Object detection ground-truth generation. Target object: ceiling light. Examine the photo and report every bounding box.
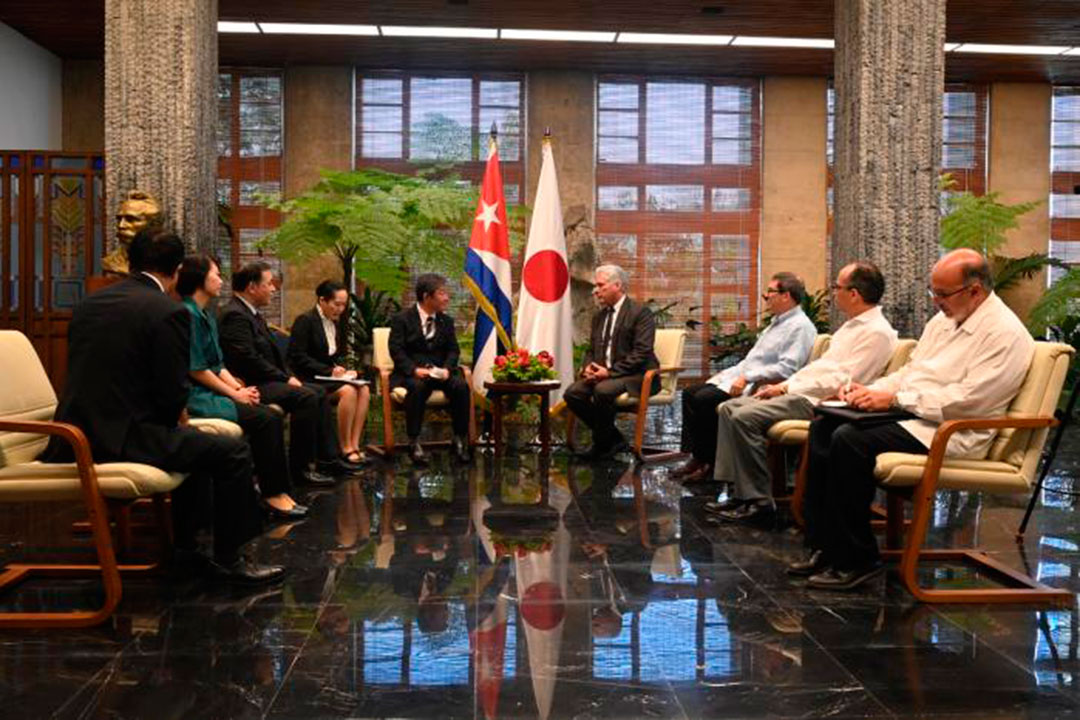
[954,43,1068,55]
[218,21,260,33]
[944,42,962,52]
[500,28,617,43]
[731,36,834,49]
[380,25,498,39]
[617,32,733,45]
[258,23,379,35]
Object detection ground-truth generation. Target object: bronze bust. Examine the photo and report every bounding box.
[102,190,163,275]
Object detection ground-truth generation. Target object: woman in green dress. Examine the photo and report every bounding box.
[178,254,307,520]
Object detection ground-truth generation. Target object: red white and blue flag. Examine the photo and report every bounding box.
[515,138,574,407]
[465,135,514,397]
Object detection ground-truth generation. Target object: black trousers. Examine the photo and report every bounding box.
[234,402,292,497]
[564,374,650,449]
[123,424,263,562]
[802,415,925,571]
[395,373,471,439]
[257,381,338,477]
[679,383,731,464]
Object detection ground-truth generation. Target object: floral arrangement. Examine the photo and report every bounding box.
[492,348,557,382]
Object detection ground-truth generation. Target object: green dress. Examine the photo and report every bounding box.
[183,297,238,422]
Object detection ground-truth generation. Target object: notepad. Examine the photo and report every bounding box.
[315,375,369,386]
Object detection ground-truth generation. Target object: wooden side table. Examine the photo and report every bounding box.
[483,380,561,453]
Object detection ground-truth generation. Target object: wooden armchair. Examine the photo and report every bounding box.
[566,328,688,462]
[368,327,476,456]
[0,330,204,628]
[875,341,1074,604]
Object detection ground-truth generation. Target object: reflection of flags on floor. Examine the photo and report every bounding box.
[515,136,574,407]
[464,133,514,397]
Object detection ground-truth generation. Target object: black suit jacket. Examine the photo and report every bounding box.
[388,306,460,385]
[288,307,343,382]
[42,274,191,463]
[582,297,659,378]
[219,296,290,385]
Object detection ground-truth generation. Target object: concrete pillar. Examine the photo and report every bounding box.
[988,83,1052,321]
[104,0,217,251]
[832,0,945,336]
[761,76,829,298]
[281,66,354,325]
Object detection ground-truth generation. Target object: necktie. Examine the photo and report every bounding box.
[600,307,614,364]
[424,315,435,340]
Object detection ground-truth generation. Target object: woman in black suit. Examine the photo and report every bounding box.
[288,280,371,464]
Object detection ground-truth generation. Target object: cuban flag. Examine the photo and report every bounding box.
[515,137,575,407]
[464,133,514,397]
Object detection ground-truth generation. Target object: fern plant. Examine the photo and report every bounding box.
[939,177,1064,292]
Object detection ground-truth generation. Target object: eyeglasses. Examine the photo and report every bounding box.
[927,283,972,300]
[830,283,853,291]
[761,288,782,300]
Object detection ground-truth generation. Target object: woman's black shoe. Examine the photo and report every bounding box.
[260,499,309,520]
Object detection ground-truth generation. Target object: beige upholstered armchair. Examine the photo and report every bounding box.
[567,327,687,461]
[770,338,918,522]
[369,327,476,456]
[0,330,240,628]
[875,341,1074,604]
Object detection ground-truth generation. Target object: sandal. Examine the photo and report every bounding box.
[342,450,365,465]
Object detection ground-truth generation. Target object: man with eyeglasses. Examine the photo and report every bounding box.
[672,272,817,488]
[791,248,1034,590]
[705,262,898,527]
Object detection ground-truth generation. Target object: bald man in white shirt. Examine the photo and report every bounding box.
[793,249,1035,590]
[707,261,898,527]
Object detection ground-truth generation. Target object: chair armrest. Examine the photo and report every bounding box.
[378,367,393,398]
[659,366,685,374]
[0,418,103,502]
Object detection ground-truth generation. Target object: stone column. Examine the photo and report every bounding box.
[832,0,945,336]
[104,0,217,251]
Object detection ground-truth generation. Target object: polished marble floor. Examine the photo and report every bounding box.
[2,409,1080,719]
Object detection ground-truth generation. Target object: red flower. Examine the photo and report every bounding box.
[517,348,531,363]
[495,355,507,368]
[537,351,554,368]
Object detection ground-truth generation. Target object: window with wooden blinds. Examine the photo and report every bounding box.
[1051,87,1080,283]
[596,77,761,380]
[217,69,284,324]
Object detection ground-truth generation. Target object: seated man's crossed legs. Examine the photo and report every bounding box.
[705,394,814,526]
[565,375,645,459]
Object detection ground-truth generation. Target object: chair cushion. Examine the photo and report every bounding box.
[391,387,449,406]
[767,419,810,445]
[614,390,676,408]
[873,452,1029,493]
[0,461,185,502]
[189,417,243,439]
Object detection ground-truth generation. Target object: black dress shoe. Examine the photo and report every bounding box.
[452,436,472,463]
[209,556,286,585]
[709,500,776,528]
[409,441,429,465]
[786,549,827,577]
[317,459,357,476]
[703,496,744,514]
[260,499,309,520]
[297,470,336,487]
[807,561,885,591]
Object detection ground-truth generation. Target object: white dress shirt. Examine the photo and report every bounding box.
[416,303,436,340]
[870,292,1035,458]
[317,305,337,357]
[139,272,165,293]
[786,305,898,403]
[602,294,627,367]
[709,305,817,395]
[238,294,259,316]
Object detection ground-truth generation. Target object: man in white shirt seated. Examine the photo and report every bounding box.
[791,249,1035,590]
[707,262,898,527]
[673,272,817,485]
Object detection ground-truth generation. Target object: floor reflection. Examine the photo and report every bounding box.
[1,412,1079,718]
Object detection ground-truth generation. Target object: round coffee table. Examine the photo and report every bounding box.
[484,380,562,453]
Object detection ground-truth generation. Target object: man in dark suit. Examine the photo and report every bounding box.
[41,229,281,584]
[218,262,344,486]
[564,264,660,460]
[388,273,471,465]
